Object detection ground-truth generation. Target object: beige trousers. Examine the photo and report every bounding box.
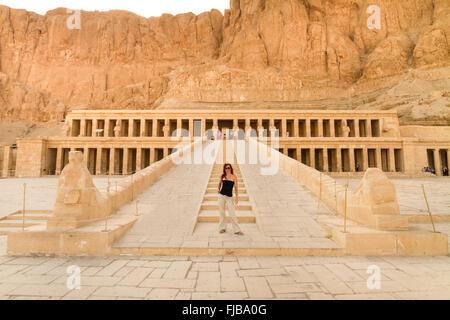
[218,193,241,232]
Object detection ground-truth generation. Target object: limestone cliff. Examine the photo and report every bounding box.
[0,0,449,128]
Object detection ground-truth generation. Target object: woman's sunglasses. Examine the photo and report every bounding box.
[225,167,231,170]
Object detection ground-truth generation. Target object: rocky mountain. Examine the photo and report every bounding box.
[0,0,449,128]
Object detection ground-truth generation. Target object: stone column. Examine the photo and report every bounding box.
[92,119,98,137]
[318,120,324,138]
[189,119,194,138]
[330,119,335,137]
[80,119,86,137]
[55,148,63,175]
[376,148,382,170]
[349,148,355,172]
[109,148,115,175]
[311,148,315,169]
[96,148,102,175]
[150,148,156,164]
[83,147,89,167]
[128,119,134,137]
[136,148,142,171]
[177,119,182,138]
[389,148,396,172]
[233,119,238,129]
[123,148,129,175]
[294,119,299,138]
[104,119,110,138]
[201,119,206,138]
[152,119,158,137]
[140,119,145,137]
[282,119,287,138]
[432,149,440,175]
[306,119,311,137]
[2,146,11,177]
[164,148,169,158]
[268,119,274,137]
[296,148,302,162]
[366,119,372,138]
[363,148,369,171]
[323,148,328,172]
[337,148,342,172]
[163,119,170,138]
[355,120,360,137]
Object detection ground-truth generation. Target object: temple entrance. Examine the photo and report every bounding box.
[440,149,448,176]
[427,149,436,172]
[221,128,233,140]
[218,120,234,140]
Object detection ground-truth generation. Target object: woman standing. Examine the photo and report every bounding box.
[218,163,244,235]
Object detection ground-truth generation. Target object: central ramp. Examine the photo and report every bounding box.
[113,154,213,249]
[112,140,343,256]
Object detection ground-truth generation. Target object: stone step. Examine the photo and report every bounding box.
[204,195,249,201]
[197,210,256,223]
[205,189,247,195]
[5,215,51,221]
[11,210,53,215]
[0,221,40,228]
[201,201,252,211]
[0,227,24,234]
[208,183,244,188]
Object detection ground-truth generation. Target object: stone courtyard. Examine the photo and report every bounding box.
[0,141,449,299]
[0,0,450,301]
[0,253,449,300]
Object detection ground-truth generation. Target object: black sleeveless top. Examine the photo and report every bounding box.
[220,179,234,197]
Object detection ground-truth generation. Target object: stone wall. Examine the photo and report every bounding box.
[48,138,203,229]
[248,137,408,230]
[15,139,47,177]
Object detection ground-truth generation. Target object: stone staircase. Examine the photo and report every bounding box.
[0,210,52,234]
[195,140,257,230]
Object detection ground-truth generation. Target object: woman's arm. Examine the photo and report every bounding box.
[218,180,222,193]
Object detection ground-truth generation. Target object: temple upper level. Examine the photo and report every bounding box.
[64,109,401,139]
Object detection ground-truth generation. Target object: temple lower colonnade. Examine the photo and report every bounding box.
[8,110,450,178]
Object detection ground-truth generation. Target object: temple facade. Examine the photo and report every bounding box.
[4,109,450,178]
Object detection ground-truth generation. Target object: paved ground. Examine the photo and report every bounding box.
[0,253,448,300]
[0,143,449,300]
[2,176,447,221]
[113,163,212,248]
[240,163,338,249]
[0,177,123,219]
[336,177,450,215]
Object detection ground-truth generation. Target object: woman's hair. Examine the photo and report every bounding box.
[221,163,234,180]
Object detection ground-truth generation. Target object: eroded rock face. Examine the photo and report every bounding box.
[363,32,413,79]
[0,1,449,124]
